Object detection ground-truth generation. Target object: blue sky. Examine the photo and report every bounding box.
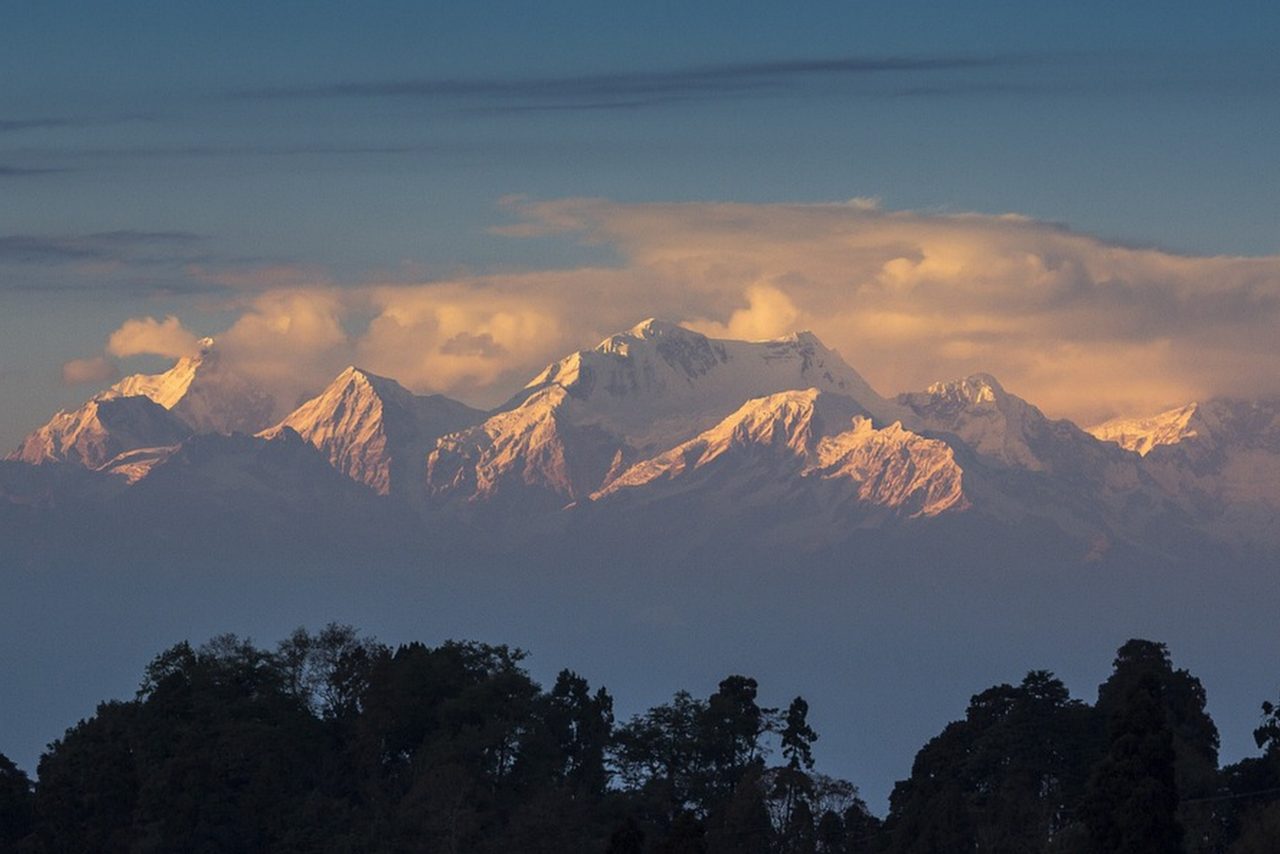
[2,1,1279,447]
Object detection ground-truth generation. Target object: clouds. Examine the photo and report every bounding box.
[0,231,200,266]
[61,355,117,386]
[216,289,352,405]
[60,315,202,391]
[228,50,1280,114]
[0,230,324,297]
[107,316,202,360]
[504,198,1280,421]
[0,231,217,296]
[235,54,1018,111]
[0,114,156,134]
[91,198,1280,424]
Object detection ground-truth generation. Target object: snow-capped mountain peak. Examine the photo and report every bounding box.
[108,353,202,411]
[103,340,274,435]
[8,395,190,470]
[599,388,866,486]
[621,316,696,342]
[519,320,896,433]
[1087,398,1280,545]
[426,322,904,510]
[900,373,1084,471]
[592,388,968,531]
[268,366,483,495]
[10,317,1280,557]
[1089,402,1205,456]
[920,373,1007,409]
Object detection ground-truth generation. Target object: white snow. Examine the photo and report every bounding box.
[12,317,1280,553]
[266,366,483,495]
[1089,403,1204,456]
[428,320,905,505]
[8,396,189,469]
[103,340,274,435]
[595,388,968,519]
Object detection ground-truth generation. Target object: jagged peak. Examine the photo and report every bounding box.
[597,319,852,356]
[505,318,897,439]
[623,317,696,340]
[593,318,709,357]
[1088,401,1206,455]
[8,392,190,469]
[682,388,872,457]
[1092,400,1201,429]
[281,367,414,429]
[766,329,823,347]
[727,387,860,423]
[334,364,396,383]
[753,387,824,406]
[923,373,1007,404]
[330,365,404,395]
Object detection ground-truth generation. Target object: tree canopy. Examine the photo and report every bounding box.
[3,631,1279,853]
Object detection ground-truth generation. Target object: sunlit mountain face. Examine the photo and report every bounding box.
[6,318,1279,558]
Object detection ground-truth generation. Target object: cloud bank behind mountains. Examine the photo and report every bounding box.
[81,198,1280,424]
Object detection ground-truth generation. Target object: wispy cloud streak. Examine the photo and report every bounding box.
[0,230,202,265]
[229,51,1278,113]
[0,164,71,176]
[234,54,1023,107]
[0,113,159,133]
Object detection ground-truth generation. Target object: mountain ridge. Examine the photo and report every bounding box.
[7,319,1279,559]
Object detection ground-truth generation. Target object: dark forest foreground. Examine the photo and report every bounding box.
[2,629,1280,853]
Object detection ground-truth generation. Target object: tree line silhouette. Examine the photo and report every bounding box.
[1,628,1279,852]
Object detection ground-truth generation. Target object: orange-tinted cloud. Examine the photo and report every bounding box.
[93,199,1280,423]
[492,198,1280,421]
[61,355,118,385]
[106,315,201,359]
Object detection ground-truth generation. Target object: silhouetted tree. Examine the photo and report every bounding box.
[781,697,818,773]
[1096,639,1220,852]
[27,630,881,851]
[0,753,33,849]
[706,765,774,853]
[613,690,711,817]
[275,622,384,719]
[770,697,820,851]
[839,798,884,853]
[31,701,141,852]
[545,669,615,797]
[1216,692,1280,850]
[607,815,647,854]
[1081,670,1182,854]
[885,670,1095,853]
[701,676,774,805]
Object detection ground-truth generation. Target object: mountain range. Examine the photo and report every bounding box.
[4,319,1278,562]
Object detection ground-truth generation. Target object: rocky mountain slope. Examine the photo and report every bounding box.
[265,367,483,496]
[1091,399,1280,547]
[425,319,906,509]
[591,389,967,542]
[105,338,274,435]
[6,320,1279,559]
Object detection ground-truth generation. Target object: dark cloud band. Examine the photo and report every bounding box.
[233,54,1023,104]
